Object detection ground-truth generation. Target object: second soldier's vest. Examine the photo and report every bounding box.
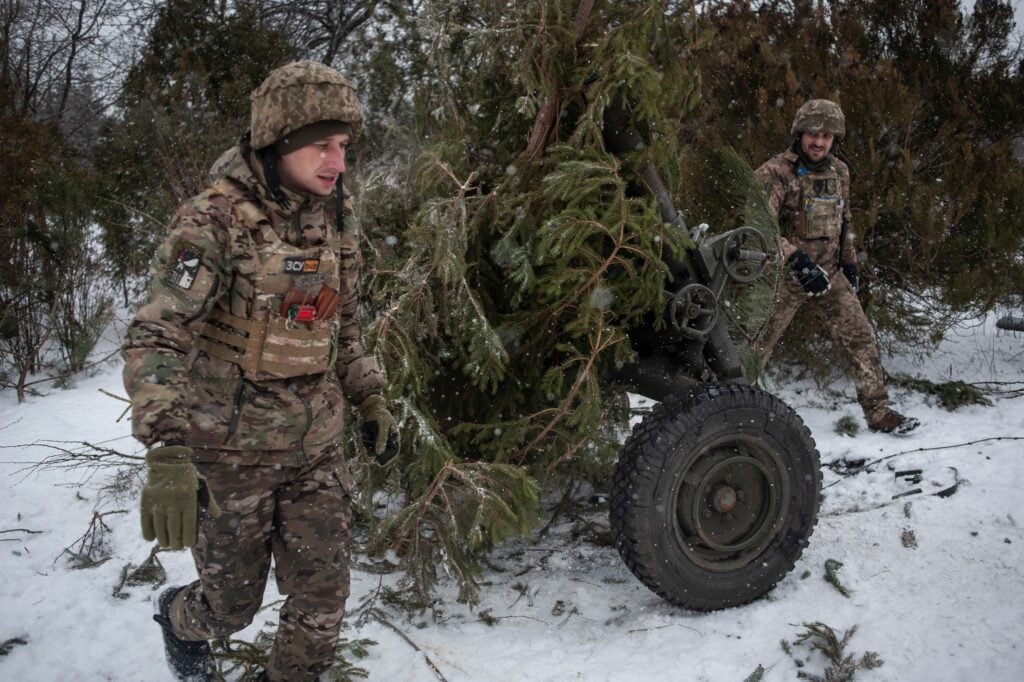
[195,178,342,380]
[784,151,844,241]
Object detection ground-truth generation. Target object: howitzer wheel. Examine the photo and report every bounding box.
[721,226,770,284]
[610,383,821,611]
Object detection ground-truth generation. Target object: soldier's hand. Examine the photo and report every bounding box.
[787,250,831,297]
[357,395,400,465]
[140,444,221,550]
[841,261,858,292]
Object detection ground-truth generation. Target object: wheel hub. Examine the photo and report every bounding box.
[712,485,737,513]
[674,440,790,571]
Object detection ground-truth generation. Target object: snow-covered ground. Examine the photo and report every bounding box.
[1,314,1022,681]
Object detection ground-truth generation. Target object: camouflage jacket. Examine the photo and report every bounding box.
[123,142,384,467]
[754,149,857,271]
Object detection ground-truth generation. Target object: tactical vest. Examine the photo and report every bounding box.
[195,178,342,380]
[789,155,844,241]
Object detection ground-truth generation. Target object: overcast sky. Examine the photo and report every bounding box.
[962,0,1024,33]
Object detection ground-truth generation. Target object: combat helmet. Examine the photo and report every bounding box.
[790,99,845,138]
[250,60,363,151]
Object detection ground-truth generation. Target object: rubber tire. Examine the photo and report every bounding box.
[610,383,821,611]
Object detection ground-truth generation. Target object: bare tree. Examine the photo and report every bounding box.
[0,0,143,400]
[253,0,381,64]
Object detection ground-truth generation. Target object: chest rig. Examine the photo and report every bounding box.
[195,179,342,380]
[791,158,844,241]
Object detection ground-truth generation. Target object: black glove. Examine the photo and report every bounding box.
[787,250,831,297]
[841,262,858,292]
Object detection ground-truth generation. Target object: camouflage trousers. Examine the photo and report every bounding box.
[751,267,890,424]
[166,452,352,681]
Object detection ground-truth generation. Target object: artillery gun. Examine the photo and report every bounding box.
[603,101,822,611]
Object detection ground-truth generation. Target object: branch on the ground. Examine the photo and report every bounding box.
[0,527,44,543]
[969,380,1024,399]
[56,509,127,569]
[824,436,1024,489]
[370,609,449,682]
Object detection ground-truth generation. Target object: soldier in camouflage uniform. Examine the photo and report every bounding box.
[123,61,399,681]
[751,99,919,435]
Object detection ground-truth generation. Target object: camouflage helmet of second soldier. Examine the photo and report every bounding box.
[250,60,363,150]
[790,99,845,138]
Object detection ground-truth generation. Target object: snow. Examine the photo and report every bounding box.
[1,314,1022,681]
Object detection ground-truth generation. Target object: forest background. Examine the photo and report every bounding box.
[2,0,1023,605]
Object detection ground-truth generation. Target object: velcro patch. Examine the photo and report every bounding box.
[169,241,202,290]
[813,178,838,196]
[283,257,321,274]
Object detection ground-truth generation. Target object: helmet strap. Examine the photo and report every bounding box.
[335,173,345,235]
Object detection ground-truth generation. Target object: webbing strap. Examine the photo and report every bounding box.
[240,318,270,374]
[206,308,253,334]
[198,308,333,379]
[195,337,244,365]
[199,324,246,352]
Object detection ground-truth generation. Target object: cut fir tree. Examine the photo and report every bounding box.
[356,0,820,610]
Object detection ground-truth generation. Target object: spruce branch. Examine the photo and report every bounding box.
[823,559,852,598]
[716,145,782,349]
[374,460,538,604]
[511,319,621,464]
[793,621,884,681]
[522,0,596,161]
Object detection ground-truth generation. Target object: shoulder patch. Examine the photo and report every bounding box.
[168,239,203,290]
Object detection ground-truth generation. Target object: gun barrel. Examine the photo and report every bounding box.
[603,97,686,232]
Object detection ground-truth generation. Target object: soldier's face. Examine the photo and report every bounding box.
[801,131,834,163]
[278,133,350,196]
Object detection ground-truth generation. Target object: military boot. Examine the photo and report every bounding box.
[868,410,920,436]
[153,586,214,682]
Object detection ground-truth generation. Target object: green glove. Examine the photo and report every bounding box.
[357,395,400,465]
[140,445,220,550]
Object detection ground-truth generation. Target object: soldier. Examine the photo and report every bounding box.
[122,61,399,681]
[751,99,919,435]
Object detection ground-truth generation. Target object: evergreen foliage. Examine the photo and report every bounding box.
[793,621,885,681]
[888,373,993,410]
[716,145,782,362]
[356,0,705,602]
[833,414,860,437]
